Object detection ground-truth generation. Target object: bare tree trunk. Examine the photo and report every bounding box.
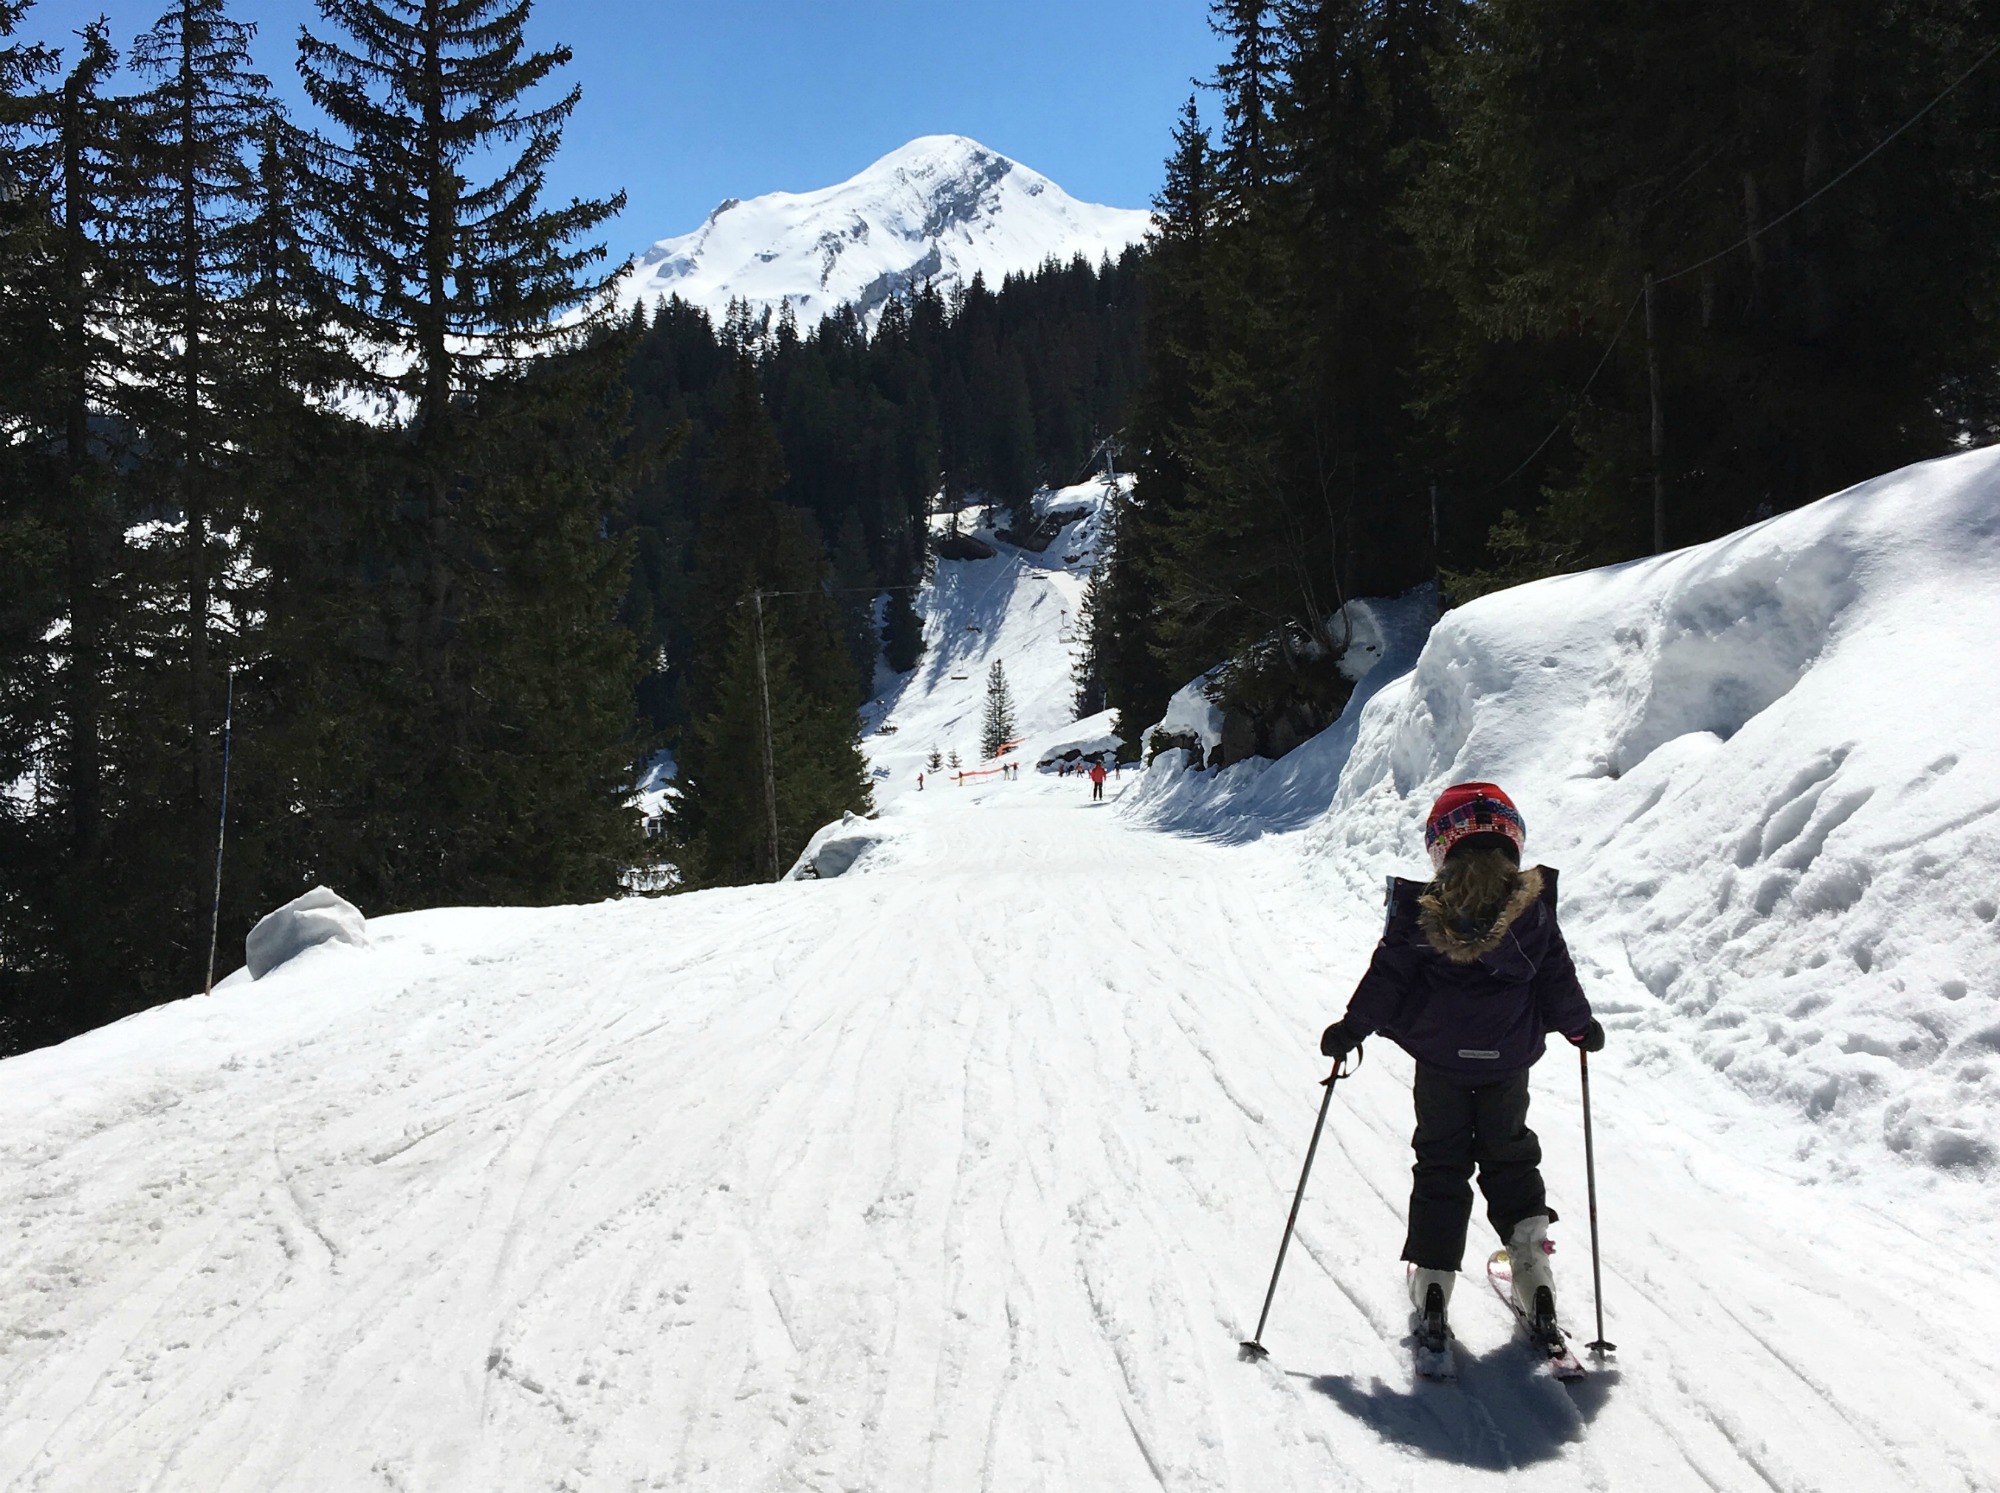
[419,2,460,749]
[60,69,104,875]
[179,29,214,963]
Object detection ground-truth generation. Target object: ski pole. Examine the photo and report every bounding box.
[1579,1047,1616,1356]
[1240,1046,1360,1363]
[203,667,237,996]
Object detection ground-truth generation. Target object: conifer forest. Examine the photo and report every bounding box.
[6,0,2000,1054]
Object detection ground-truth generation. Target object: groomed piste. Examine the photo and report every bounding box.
[1,455,1996,1490]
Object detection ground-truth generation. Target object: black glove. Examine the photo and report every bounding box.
[1568,1018,1606,1053]
[1320,1019,1361,1061]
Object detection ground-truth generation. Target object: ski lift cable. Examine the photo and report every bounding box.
[1484,33,2000,499]
[1656,33,2000,291]
[739,582,926,603]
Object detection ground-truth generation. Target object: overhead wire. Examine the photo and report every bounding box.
[1481,33,2000,498]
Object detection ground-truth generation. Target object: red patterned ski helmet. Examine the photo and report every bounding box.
[1424,782,1526,871]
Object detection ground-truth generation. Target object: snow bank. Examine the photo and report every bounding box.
[244,887,368,979]
[1334,594,1401,683]
[1150,670,1226,764]
[1314,447,2000,1174]
[787,812,898,880]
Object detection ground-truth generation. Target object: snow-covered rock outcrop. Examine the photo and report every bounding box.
[1317,446,2000,1173]
[1027,710,1123,769]
[619,136,1152,329]
[787,812,898,881]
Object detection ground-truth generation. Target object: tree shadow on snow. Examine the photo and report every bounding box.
[1296,1338,1619,1471]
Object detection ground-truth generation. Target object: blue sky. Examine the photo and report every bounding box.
[19,0,1224,258]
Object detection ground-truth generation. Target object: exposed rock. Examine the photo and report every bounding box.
[934,533,998,561]
[1210,674,1353,768]
[998,505,1091,554]
[1147,729,1205,768]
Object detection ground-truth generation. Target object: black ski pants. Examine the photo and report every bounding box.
[1401,1064,1555,1271]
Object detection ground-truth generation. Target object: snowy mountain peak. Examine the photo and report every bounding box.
[620,136,1153,329]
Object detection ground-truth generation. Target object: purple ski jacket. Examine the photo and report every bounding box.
[1340,866,1592,1079]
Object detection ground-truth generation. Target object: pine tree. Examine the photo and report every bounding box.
[829,508,879,690]
[1211,0,1283,197]
[1410,0,2000,567]
[0,3,62,1052]
[980,659,1017,759]
[1277,0,1445,593]
[118,0,277,981]
[1112,3,1448,753]
[298,0,643,909]
[4,24,143,1039]
[1103,99,1220,740]
[671,354,870,888]
[1071,485,1117,719]
[51,23,126,929]
[222,102,403,950]
[883,585,925,672]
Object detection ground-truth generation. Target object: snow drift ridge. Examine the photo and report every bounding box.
[1305,446,2000,1174]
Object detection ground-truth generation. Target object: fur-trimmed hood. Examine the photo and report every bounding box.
[1417,866,1546,965]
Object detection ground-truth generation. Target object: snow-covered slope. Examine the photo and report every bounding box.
[619,136,1152,328]
[1327,446,2000,1176]
[862,477,1122,797]
[4,456,2000,1490]
[1142,444,2000,1179]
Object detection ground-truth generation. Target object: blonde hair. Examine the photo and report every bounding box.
[1427,845,1523,932]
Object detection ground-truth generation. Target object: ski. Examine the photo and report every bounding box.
[1406,1266,1457,1382]
[1486,1250,1585,1381]
[1411,1332,1456,1382]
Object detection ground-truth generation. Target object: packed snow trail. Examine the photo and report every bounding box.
[5,475,1999,1491]
[3,779,1996,1490]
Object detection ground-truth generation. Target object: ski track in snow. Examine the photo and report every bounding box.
[3,494,1998,1491]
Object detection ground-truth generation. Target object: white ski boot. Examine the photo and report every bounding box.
[1506,1215,1562,1353]
[1409,1266,1456,1315]
[1409,1266,1455,1360]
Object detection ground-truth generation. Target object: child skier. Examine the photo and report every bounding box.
[1318,782,1605,1362]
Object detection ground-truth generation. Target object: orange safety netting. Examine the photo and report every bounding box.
[955,762,1017,783]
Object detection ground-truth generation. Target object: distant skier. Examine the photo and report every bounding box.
[1088,762,1107,801]
[1317,782,1605,1363]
